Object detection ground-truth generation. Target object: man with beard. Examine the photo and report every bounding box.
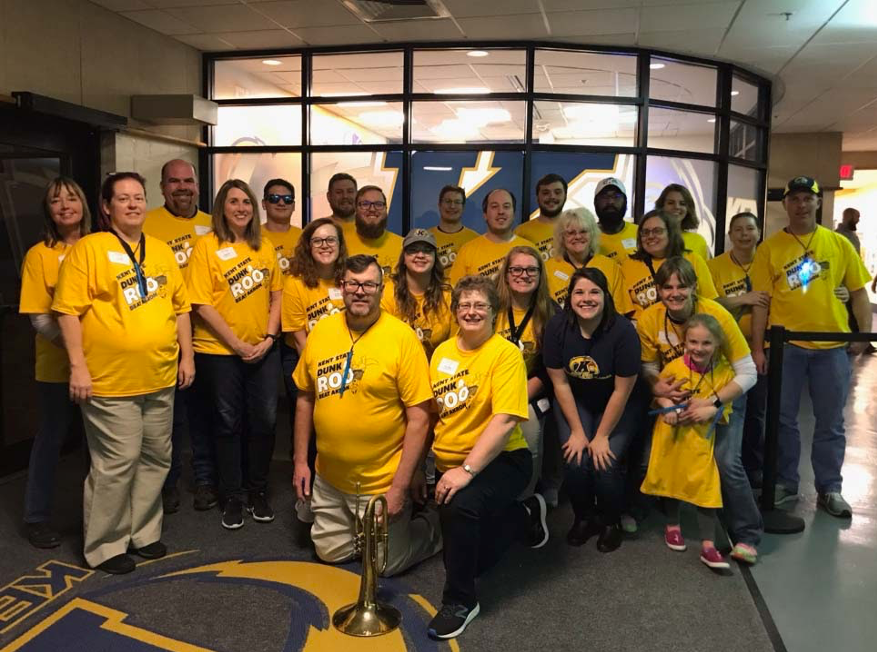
[515,173,567,261]
[144,160,213,515]
[429,185,477,277]
[326,173,357,226]
[343,185,403,275]
[593,177,638,261]
[450,189,535,284]
[292,255,442,575]
[835,207,861,255]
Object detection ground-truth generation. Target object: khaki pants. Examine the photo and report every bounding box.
[311,474,442,577]
[80,387,174,567]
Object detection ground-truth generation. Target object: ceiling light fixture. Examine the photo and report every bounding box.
[424,166,453,171]
[432,119,480,139]
[455,107,511,126]
[435,87,491,95]
[650,63,665,70]
[262,59,282,66]
[707,118,716,123]
[467,50,489,58]
[731,90,740,96]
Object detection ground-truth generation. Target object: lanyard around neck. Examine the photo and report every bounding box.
[506,303,535,346]
[339,318,377,397]
[111,229,147,298]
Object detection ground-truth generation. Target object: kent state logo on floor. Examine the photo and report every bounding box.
[0,557,458,651]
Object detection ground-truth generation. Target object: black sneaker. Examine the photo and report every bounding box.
[596,524,623,553]
[26,522,61,549]
[194,484,218,511]
[128,541,167,560]
[522,493,549,549]
[247,491,275,523]
[566,518,601,547]
[162,485,180,514]
[95,553,136,575]
[221,498,244,530]
[427,602,480,640]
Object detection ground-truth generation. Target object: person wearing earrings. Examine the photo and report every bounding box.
[655,183,711,260]
[186,179,283,531]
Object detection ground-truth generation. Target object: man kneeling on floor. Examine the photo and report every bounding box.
[292,254,442,574]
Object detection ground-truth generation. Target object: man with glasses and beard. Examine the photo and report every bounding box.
[326,173,357,226]
[593,177,638,261]
[292,255,442,575]
[343,185,403,275]
[515,173,568,261]
[144,159,213,515]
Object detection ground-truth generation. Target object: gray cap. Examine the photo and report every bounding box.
[403,228,437,249]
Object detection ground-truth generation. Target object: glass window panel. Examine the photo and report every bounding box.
[731,76,760,118]
[533,101,637,147]
[410,151,524,235]
[213,56,302,100]
[412,100,526,144]
[310,152,403,235]
[649,58,717,106]
[730,120,763,162]
[726,164,762,251]
[212,152,303,228]
[530,151,636,223]
[534,50,637,97]
[647,107,715,154]
[214,105,302,146]
[311,102,403,145]
[311,51,403,97]
[413,49,526,94]
[645,155,718,255]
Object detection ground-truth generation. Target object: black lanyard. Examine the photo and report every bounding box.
[339,318,377,397]
[506,304,535,346]
[111,229,147,298]
[729,251,753,293]
[662,310,688,363]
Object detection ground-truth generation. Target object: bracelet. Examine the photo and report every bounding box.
[266,333,279,342]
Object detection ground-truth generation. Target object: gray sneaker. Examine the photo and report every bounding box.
[817,492,852,518]
[774,485,799,505]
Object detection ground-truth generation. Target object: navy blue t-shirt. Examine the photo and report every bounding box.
[542,311,641,412]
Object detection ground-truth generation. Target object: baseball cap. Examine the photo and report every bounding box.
[595,177,627,198]
[783,176,820,197]
[403,228,437,249]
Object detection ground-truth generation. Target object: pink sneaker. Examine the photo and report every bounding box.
[664,526,686,551]
[700,546,730,570]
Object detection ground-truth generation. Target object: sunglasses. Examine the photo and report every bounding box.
[266,194,295,205]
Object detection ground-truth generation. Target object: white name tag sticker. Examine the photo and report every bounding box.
[107,251,129,265]
[622,238,637,249]
[553,270,569,281]
[536,397,551,413]
[216,247,237,261]
[195,225,211,236]
[437,358,459,375]
[328,287,343,301]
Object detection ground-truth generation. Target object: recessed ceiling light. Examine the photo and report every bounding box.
[424,166,453,171]
[262,59,282,66]
[707,118,716,123]
[650,63,665,70]
[731,90,740,96]
[467,50,489,58]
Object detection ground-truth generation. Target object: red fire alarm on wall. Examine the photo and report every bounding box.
[840,164,855,180]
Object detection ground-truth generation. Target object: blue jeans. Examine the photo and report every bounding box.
[777,344,850,494]
[717,395,763,546]
[24,382,81,524]
[741,373,768,486]
[279,340,299,454]
[169,375,217,488]
[554,397,638,525]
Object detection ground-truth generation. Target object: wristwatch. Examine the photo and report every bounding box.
[463,464,477,477]
[712,396,723,409]
[266,333,280,342]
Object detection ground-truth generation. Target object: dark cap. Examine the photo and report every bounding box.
[783,176,820,197]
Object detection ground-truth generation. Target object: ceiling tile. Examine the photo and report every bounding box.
[164,4,278,33]
[811,0,877,44]
[145,0,239,6]
[638,28,726,56]
[722,0,845,50]
[294,25,384,46]
[545,33,638,46]
[441,0,542,18]
[214,30,304,49]
[120,9,198,35]
[249,0,361,28]
[90,0,151,10]
[542,0,639,9]
[173,33,238,51]
[455,14,550,39]
[373,19,464,41]
[640,1,740,32]
[546,8,639,37]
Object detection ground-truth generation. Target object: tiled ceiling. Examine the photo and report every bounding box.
[91,0,877,151]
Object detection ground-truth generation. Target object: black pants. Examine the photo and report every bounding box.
[196,350,279,502]
[438,448,531,608]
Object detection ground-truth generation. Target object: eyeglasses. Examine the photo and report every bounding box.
[641,227,667,237]
[508,266,540,277]
[564,229,588,238]
[357,200,386,211]
[310,236,338,248]
[341,280,381,294]
[266,194,294,205]
[456,302,491,313]
[442,199,464,206]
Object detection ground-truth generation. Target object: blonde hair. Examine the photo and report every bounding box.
[553,207,600,260]
[683,313,725,364]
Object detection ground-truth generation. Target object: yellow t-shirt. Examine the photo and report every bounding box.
[619,251,718,321]
[707,251,754,340]
[638,296,751,368]
[641,355,733,508]
[514,219,556,261]
[597,222,638,260]
[751,225,871,349]
[449,234,536,285]
[429,225,479,276]
[430,334,529,471]
[143,206,212,271]
[380,279,453,360]
[281,275,345,347]
[342,223,403,276]
[19,241,71,383]
[292,311,433,495]
[186,233,282,355]
[51,232,190,397]
[683,231,711,260]
[494,306,544,376]
[544,254,629,313]
[265,226,302,277]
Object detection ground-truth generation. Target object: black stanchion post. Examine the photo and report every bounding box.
[760,325,805,534]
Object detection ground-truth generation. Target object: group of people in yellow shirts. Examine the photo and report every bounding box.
[18,160,871,640]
